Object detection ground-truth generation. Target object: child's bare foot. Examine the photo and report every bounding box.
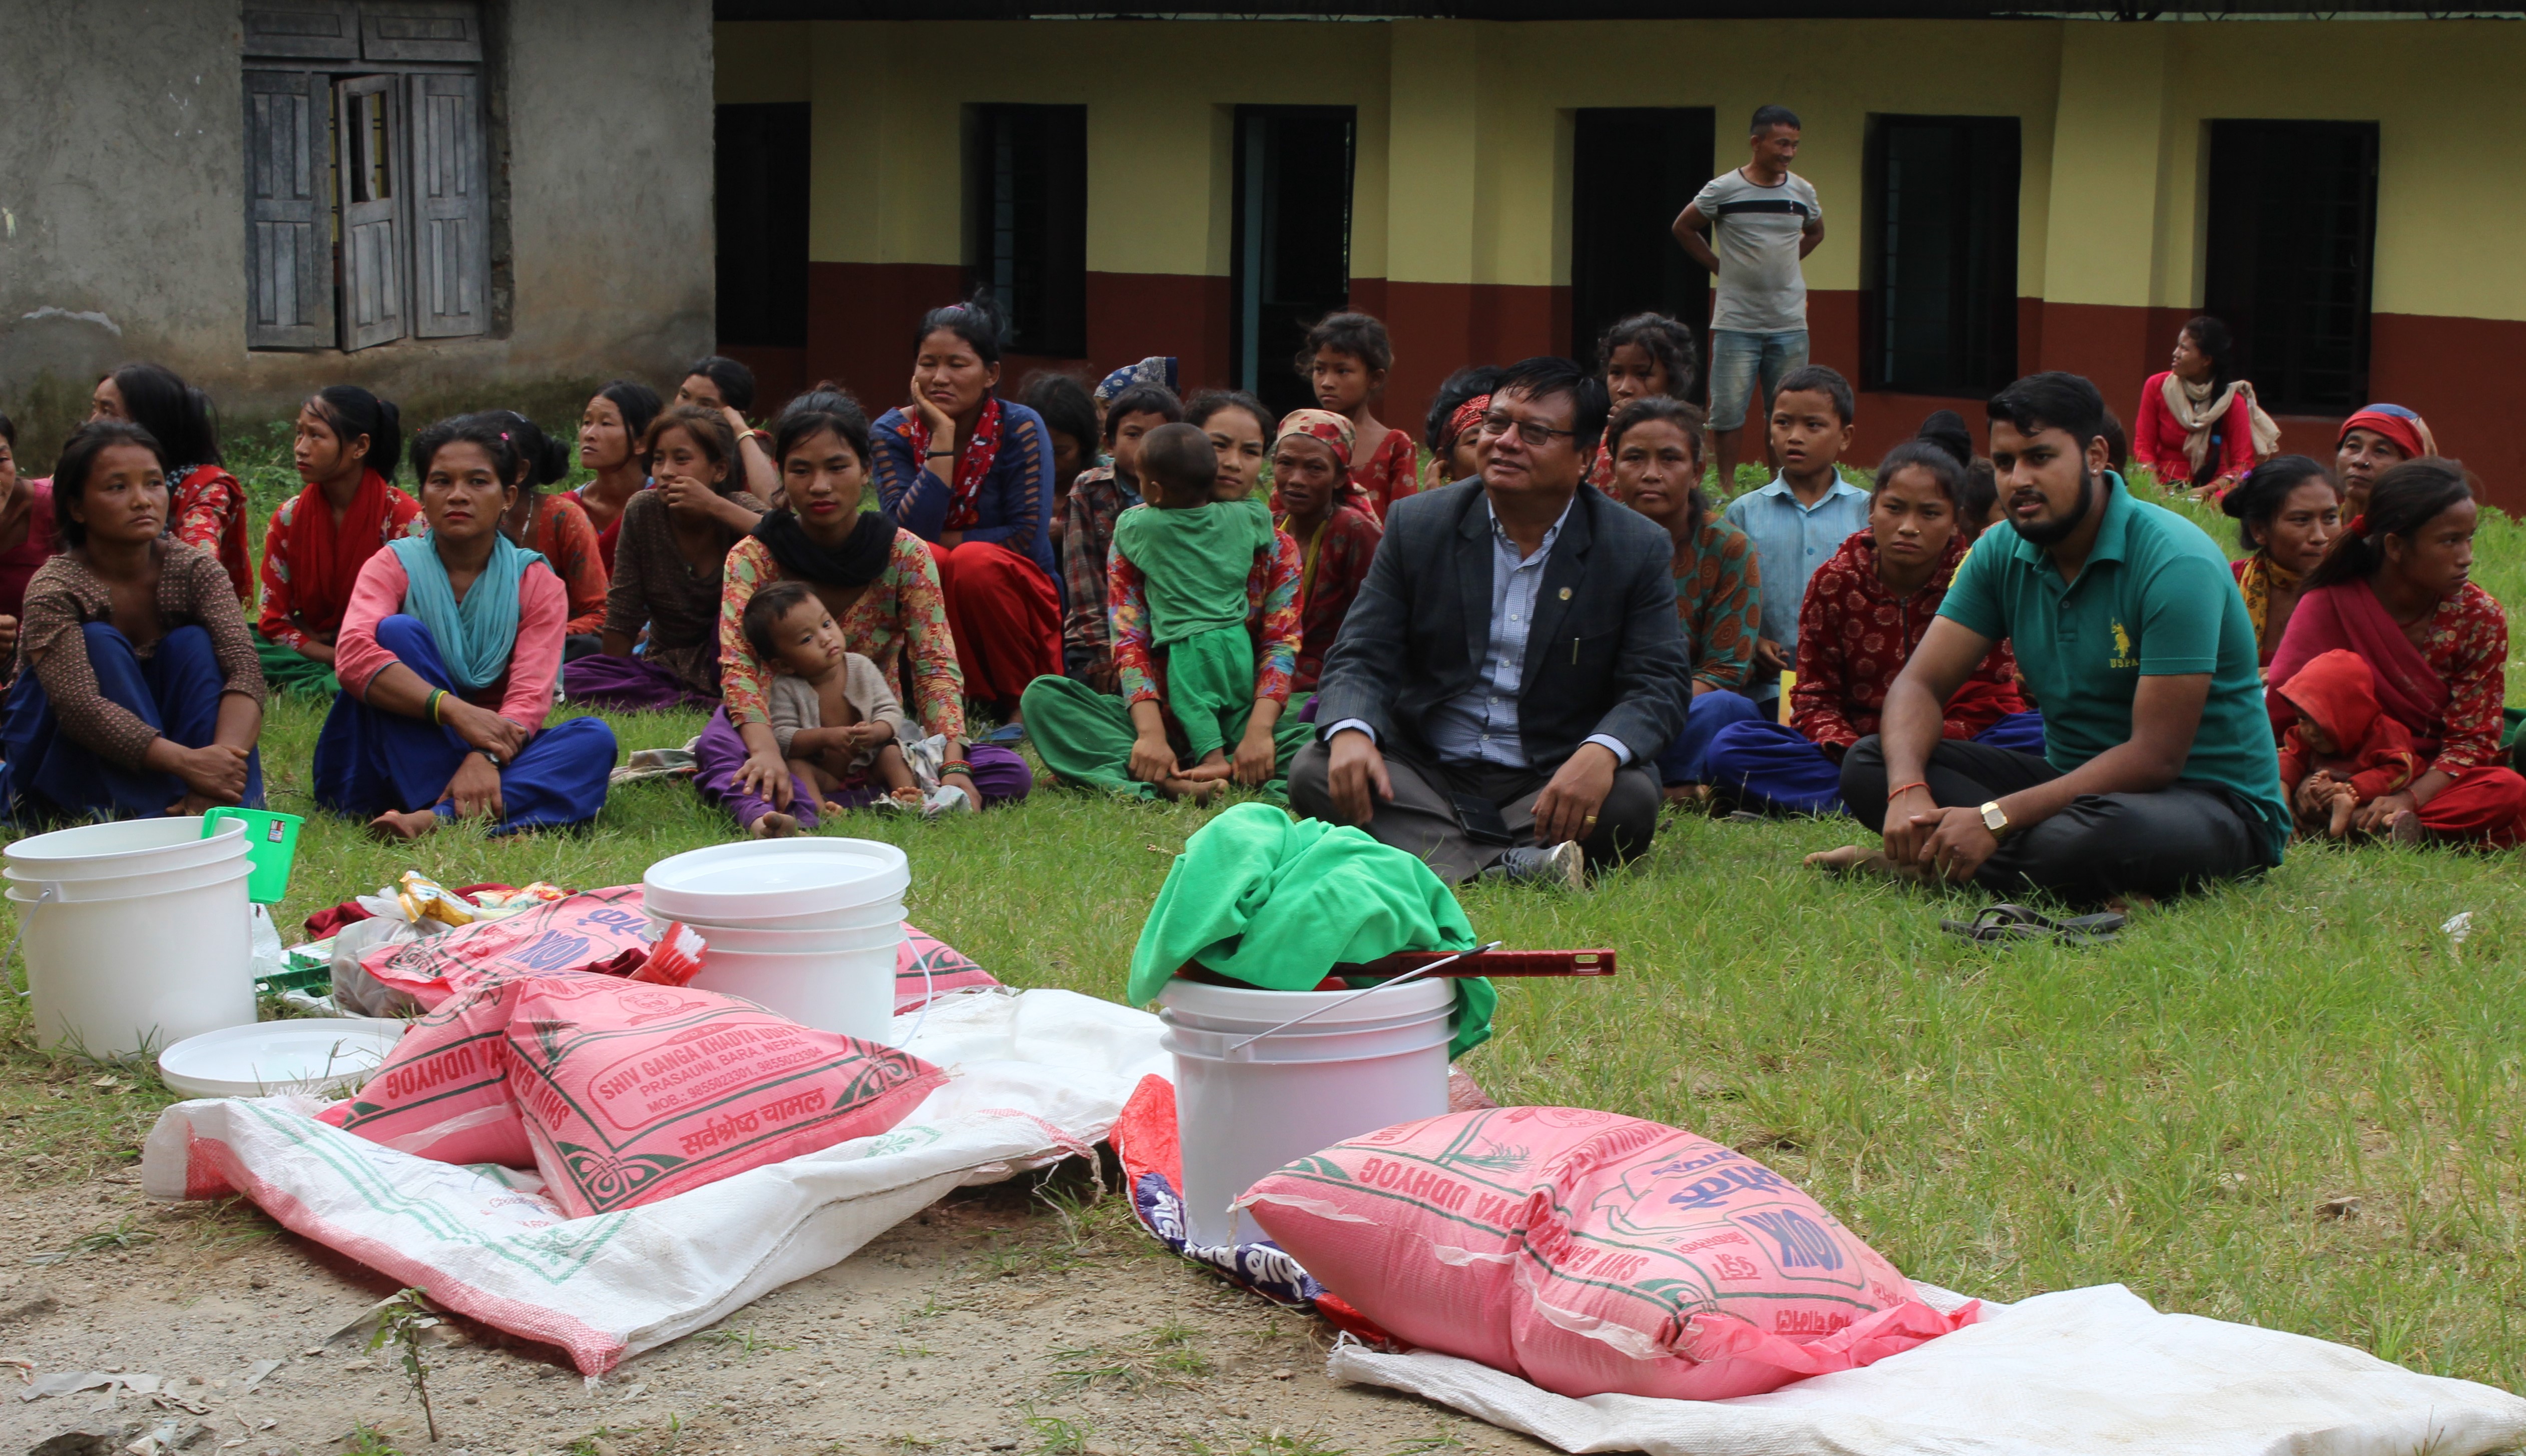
[1804,843,1875,874]
[2327,798,2354,837]
[1177,757,1232,783]
[750,811,799,838]
[2389,809,2425,845]
[1803,844,1923,881]
[1159,774,1221,804]
[367,808,440,841]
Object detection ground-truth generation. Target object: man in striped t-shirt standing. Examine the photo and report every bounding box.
[1673,105,1825,492]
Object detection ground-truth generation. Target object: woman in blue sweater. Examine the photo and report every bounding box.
[869,294,1061,718]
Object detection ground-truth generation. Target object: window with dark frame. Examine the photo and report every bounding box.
[964,105,1089,358]
[1864,115,2019,397]
[2204,120,2379,416]
[1570,108,1713,391]
[243,1,491,352]
[1230,106,1356,422]
[717,103,812,350]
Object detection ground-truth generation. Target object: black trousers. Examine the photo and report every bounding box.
[1839,735,2270,905]
[1289,741,1659,884]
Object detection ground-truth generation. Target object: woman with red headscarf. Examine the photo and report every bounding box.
[1268,409,1383,697]
[1420,366,1500,493]
[2267,457,2525,846]
[2333,403,2435,519]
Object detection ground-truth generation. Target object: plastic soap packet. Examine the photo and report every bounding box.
[396,871,477,928]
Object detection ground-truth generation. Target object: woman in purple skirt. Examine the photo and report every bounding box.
[563,405,765,711]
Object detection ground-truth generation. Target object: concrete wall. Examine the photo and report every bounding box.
[0,0,715,466]
[727,13,2526,503]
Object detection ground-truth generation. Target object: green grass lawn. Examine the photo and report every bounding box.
[5,426,2525,1395]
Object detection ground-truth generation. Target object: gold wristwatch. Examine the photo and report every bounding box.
[1979,800,2010,837]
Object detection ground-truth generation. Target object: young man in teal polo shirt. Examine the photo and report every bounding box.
[1824,371,2289,904]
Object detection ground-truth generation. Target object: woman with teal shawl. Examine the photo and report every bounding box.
[313,415,617,837]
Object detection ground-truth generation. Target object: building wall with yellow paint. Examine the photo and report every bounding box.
[715,15,2526,496]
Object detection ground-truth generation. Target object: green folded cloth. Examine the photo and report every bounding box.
[1127,802,1494,1057]
[254,632,340,699]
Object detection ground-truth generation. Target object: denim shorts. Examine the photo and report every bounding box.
[1706,329,1810,430]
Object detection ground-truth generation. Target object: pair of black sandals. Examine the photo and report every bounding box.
[1939,903,2127,946]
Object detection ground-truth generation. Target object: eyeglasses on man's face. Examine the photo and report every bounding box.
[1477,412,1578,447]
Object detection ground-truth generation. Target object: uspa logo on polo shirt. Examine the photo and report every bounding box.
[2109,620,2135,669]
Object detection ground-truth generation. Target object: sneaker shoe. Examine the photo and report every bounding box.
[1481,840,1586,889]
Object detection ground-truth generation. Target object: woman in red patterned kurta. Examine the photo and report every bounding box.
[1700,439,2030,815]
[2266,458,2526,846]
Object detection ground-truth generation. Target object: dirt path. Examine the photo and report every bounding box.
[2,1165,1546,1456]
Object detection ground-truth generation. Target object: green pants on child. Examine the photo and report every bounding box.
[1021,673,1311,801]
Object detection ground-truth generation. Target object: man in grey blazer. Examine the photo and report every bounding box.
[1291,357,1695,885]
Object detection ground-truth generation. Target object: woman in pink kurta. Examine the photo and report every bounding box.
[313,415,616,838]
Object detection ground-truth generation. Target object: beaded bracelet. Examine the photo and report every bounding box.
[940,760,972,774]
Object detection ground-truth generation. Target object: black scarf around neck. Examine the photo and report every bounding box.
[753,508,895,588]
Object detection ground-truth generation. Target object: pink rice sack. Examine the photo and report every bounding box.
[1238,1107,1975,1400]
[316,979,537,1168]
[502,977,947,1219]
[364,888,654,1010]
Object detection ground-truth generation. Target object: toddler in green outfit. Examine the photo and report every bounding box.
[1110,422,1277,785]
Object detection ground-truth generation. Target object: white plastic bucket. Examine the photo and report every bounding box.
[644,839,909,921]
[5,816,246,877]
[670,918,906,955]
[14,861,255,1058]
[1158,976,1455,1248]
[646,896,905,933]
[687,936,902,1042]
[7,846,250,902]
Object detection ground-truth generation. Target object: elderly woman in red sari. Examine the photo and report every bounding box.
[2266,458,2526,846]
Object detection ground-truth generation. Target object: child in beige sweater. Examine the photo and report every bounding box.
[742,581,919,828]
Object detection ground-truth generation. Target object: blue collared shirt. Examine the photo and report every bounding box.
[1721,472,1872,695]
[1332,499,1631,770]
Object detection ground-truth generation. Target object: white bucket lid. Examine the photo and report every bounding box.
[1157,975,1458,1065]
[157,1018,408,1100]
[5,817,246,876]
[689,918,907,954]
[6,859,249,906]
[644,838,909,919]
[1157,974,1455,1029]
[700,940,902,970]
[646,897,904,934]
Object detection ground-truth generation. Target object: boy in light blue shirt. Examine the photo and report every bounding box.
[1721,364,1867,706]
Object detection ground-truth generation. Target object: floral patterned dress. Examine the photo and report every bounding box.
[1788,531,2024,753]
[172,464,253,602]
